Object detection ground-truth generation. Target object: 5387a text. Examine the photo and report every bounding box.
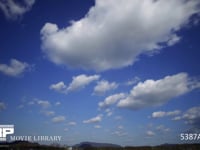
[180,133,200,141]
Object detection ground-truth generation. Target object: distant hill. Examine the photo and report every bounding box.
[1,141,200,150]
[0,141,65,149]
[74,141,121,148]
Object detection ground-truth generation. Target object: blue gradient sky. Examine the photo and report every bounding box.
[0,0,200,146]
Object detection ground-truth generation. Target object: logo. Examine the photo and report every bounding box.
[0,125,14,141]
[0,124,62,142]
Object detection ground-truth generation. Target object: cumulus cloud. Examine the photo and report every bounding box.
[0,0,35,20]
[49,81,67,93]
[41,0,200,71]
[93,80,118,95]
[156,125,170,132]
[0,102,6,111]
[167,34,181,46]
[105,108,113,117]
[117,73,198,110]
[118,125,124,130]
[125,77,140,86]
[55,101,61,106]
[52,116,66,123]
[67,74,100,92]
[172,116,182,121]
[99,93,126,108]
[42,111,55,116]
[0,59,30,77]
[112,131,127,137]
[68,121,77,126]
[146,130,155,136]
[152,110,181,118]
[182,106,200,127]
[50,74,100,93]
[83,114,103,124]
[37,100,51,108]
[152,111,166,118]
[170,106,200,130]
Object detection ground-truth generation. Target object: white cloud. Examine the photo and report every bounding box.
[167,110,182,116]
[182,106,200,127]
[105,108,111,113]
[105,108,113,117]
[0,0,35,20]
[99,93,126,108]
[146,130,155,136]
[125,77,140,86]
[172,116,182,121]
[118,125,124,130]
[52,116,66,123]
[55,102,61,106]
[117,73,198,110]
[152,110,181,118]
[94,125,101,129]
[50,74,100,93]
[41,0,200,71]
[167,34,181,46]
[42,111,55,116]
[152,111,166,118]
[83,114,103,124]
[37,100,51,108]
[0,59,30,77]
[171,106,200,127]
[0,102,6,111]
[67,74,100,92]
[49,81,67,93]
[68,121,77,126]
[156,125,170,132]
[112,131,127,137]
[93,80,118,95]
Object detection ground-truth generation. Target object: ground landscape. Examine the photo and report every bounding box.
[1,141,200,150]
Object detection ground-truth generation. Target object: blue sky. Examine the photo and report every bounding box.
[0,0,200,146]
